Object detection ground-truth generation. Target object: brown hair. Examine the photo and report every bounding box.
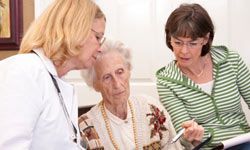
[19,0,105,65]
[165,3,214,56]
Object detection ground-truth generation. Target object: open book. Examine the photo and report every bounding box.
[222,132,250,149]
[212,132,250,149]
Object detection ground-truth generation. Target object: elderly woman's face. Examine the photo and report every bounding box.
[94,51,130,103]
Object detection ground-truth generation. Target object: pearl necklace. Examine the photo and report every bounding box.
[100,100,139,150]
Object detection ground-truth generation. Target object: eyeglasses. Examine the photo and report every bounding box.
[91,29,106,46]
[170,39,204,49]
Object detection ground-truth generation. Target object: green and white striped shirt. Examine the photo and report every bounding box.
[156,46,250,149]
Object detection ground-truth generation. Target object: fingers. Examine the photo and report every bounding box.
[182,119,204,142]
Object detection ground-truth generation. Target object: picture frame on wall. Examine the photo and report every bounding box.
[0,0,22,50]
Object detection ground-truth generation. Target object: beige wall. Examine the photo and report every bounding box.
[0,0,34,60]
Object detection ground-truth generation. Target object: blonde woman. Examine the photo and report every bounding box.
[0,0,106,149]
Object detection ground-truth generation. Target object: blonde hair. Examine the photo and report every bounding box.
[19,0,105,65]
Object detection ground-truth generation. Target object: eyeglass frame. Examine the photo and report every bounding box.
[91,29,106,46]
[170,37,204,49]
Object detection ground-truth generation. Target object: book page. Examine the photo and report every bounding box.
[222,133,250,149]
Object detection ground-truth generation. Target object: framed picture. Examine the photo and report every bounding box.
[0,0,22,50]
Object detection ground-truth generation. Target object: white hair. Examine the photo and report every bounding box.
[81,40,132,88]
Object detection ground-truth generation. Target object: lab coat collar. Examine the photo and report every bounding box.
[33,48,58,77]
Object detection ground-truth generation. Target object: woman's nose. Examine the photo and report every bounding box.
[180,45,189,54]
[112,77,121,88]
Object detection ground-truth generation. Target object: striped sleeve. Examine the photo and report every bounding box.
[236,55,250,107]
[157,78,216,146]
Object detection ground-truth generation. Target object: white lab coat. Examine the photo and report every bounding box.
[0,49,82,150]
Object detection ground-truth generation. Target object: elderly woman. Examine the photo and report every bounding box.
[79,40,204,150]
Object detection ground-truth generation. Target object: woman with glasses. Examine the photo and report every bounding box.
[156,3,250,150]
[0,0,105,149]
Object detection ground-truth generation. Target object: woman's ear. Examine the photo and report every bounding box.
[206,32,210,39]
[203,32,210,45]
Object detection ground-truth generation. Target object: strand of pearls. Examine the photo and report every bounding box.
[100,100,139,150]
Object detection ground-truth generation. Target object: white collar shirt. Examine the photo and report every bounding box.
[0,49,83,150]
